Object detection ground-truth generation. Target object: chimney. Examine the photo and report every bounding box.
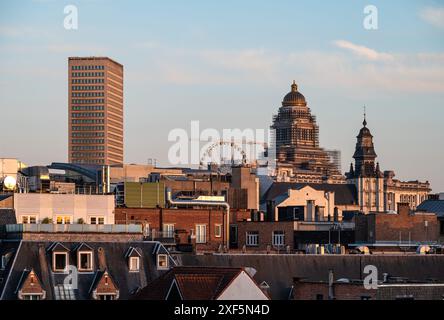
[97,247,107,271]
[397,203,410,216]
[328,269,335,300]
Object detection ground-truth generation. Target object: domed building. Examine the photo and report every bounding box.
[271,81,344,183]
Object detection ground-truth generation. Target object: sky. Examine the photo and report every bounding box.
[0,0,443,191]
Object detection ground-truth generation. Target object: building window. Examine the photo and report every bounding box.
[246,231,259,247]
[215,224,222,238]
[316,294,324,300]
[129,257,140,272]
[196,224,207,243]
[163,224,175,238]
[157,254,169,270]
[53,253,68,272]
[90,216,105,224]
[22,295,42,300]
[98,294,115,300]
[56,216,72,224]
[144,223,150,237]
[78,252,93,271]
[21,216,37,224]
[272,231,285,246]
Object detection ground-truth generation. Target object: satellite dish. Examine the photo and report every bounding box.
[3,176,16,190]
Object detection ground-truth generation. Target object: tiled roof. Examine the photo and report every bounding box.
[417,200,444,217]
[177,254,444,300]
[0,241,172,300]
[132,266,244,300]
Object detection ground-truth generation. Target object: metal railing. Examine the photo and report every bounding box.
[4,224,142,233]
[294,221,355,231]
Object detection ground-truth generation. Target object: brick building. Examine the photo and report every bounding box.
[235,221,294,252]
[292,277,376,300]
[68,57,124,165]
[355,203,439,243]
[115,207,226,251]
[293,274,444,300]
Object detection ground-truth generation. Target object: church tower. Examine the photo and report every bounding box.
[347,112,384,213]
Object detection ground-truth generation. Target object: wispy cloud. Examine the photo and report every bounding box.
[46,44,107,54]
[128,44,444,94]
[0,26,50,38]
[333,40,394,61]
[420,6,444,29]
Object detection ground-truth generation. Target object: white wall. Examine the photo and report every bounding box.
[275,186,335,220]
[13,193,115,224]
[217,271,269,300]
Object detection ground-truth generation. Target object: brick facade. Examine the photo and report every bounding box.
[355,203,439,243]
[115,207,225,251]
[236,221,294,252]
[292,279,377,300]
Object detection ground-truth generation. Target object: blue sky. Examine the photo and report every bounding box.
[0,0,443,191]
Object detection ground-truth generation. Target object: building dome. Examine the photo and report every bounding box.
[282,81,306,106]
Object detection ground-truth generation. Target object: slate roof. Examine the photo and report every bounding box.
[0,241,20,296]
[0,209,16,225]
[417,200,444,218]
[262,182,358,205]
[0,241,174,300]
[0,194,13,202]
[132,266,247,300]
[177,254,444,300]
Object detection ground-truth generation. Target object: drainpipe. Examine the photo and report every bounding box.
[166,189,230,250]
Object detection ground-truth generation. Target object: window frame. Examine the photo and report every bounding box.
[77,251,93,272]
[246,231,259,247]
[129,256,140,272]
[90,216,105,225]
[272,231,285,247]
[163,223,175,238]
[157,254,169,270]
[195,224,207,244]
[53,252,68,272]
[214,224,222,238]
[55,216,72,225]
[21,215,37,224]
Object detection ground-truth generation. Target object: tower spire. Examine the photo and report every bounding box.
[363,106,367,127]
[291,80,298,92]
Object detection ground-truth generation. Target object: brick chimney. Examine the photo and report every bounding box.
[397,203,410,216]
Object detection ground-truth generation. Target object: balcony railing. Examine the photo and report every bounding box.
[4,224,143,234]
[294,221,355,231]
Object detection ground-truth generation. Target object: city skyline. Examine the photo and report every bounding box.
[0,0,443,191]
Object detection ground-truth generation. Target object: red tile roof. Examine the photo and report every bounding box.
[132,266,248,300]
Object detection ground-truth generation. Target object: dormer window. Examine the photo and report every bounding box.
[125,247,142,272]
[157,254,169,270]
[17,269,46,300]
[78,252,93,271]
[76,243,94,272]
[49,242,70,273]
[53,253,68,272]
[91,270,119,300]
[129,257,139,272]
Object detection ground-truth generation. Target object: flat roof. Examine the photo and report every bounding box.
[68,56,123,68]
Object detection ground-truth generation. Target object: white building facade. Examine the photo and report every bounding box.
[13,193,115,225]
